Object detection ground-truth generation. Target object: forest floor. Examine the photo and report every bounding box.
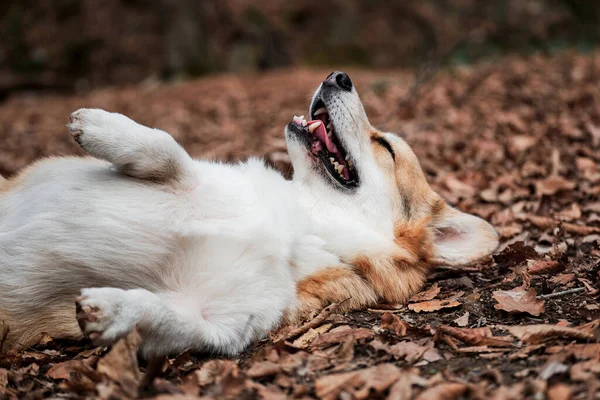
[0,51,599,399]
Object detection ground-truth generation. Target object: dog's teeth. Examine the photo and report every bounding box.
[308,121,322,133]
[329,157,335,164]
[327,122,332,129]
[327,130,332,137]
[345,155,350,161]
[314,107,327,116]
[335,164,345,175]
[302,120,307,126]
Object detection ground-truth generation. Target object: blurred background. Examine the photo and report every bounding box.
[1,0,599,210]
[2,0,600,93]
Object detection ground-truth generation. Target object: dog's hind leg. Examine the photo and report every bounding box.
[75,287,260,357]
[67,108,194,185]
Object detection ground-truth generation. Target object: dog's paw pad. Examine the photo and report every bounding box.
[75,288,135,345]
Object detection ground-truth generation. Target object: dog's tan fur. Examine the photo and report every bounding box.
[292,127,444,320]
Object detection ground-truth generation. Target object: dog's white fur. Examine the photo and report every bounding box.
[0,75,497,356]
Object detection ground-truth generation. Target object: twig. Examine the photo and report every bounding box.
[285,299,350,339]
[537,287,585,299]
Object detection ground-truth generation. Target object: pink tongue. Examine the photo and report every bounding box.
[308,120,337,154]
[308,120,350,180]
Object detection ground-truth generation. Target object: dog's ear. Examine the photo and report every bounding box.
[430,205,498,266]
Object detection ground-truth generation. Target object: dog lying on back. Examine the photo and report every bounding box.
[0,72,498,356]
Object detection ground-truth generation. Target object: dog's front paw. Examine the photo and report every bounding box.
[76,287,138,345]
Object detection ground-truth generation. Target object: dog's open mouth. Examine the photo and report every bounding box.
[292,101,358,188]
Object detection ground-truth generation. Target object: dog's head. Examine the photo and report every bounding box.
[285,72,498,267]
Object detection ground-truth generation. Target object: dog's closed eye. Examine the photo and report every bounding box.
[373,137,395,160]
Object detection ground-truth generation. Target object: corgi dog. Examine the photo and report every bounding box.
[0,72,498,356]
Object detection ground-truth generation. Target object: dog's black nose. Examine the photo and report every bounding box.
[324,71,353,91]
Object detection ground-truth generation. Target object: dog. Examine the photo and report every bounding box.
[0,72,498,356]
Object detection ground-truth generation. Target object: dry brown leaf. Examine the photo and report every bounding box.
[570,359,600,382]
[387,372,425,400]
[546,383,572,400]
[190,360,236,387]
[535,175,576,196]
[282,302,341,340]
[493,289,545,316]
[310,325,373,348]
[545,343,600,359]
[334,335,356,367]
[381,312,409,336]
[415,382,469,400]
[315,364,402,400]
[46,359,98,381]
[548,273,575,285]
[291,323,332,349]
[370,339,432,363]
[409,283,441,302]
[0,369,7,388]
[556,203,581,221]
[504,323,595,344]
[96,329,142,399]
[453,312,470,327]
[526,259,561,275]
[509,135,537,152]
[408,299,461,313]
[440,326,514,347]
[246,361,281,378]
[521,214,600,235]
[443,175,476,197]
[578,277,599,295]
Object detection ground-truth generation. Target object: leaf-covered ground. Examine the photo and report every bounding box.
[0,51,599,399]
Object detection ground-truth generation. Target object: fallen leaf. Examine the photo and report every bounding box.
[545,343,600,359]
[546,384,572,400]
[281,302,342,341]
[369,339,433,363]
[440,326,513,347]
[190,360,236,387]
[443,175,476,197]
[291,323,332,349]
[96,329,142,399]
[504,323,595,344]
[310,325,373,348]
[570,359,600,382]
[408,299,461,313]
[46,359,98,381]
[522,214,600,235]
[453,312,469,327]
[415,382,469,400]
[493,288,545,316]
[333,335,355,367]
[548,273,575,285]
[315,364,402,400]
[246,361,281,378]
[535,175,576,196]
[526,259,562,275]
[578,277,598,295]
[381,312,409,336]
[409,283,441,302]
[387,372,424,400]
[556,203,581,221]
